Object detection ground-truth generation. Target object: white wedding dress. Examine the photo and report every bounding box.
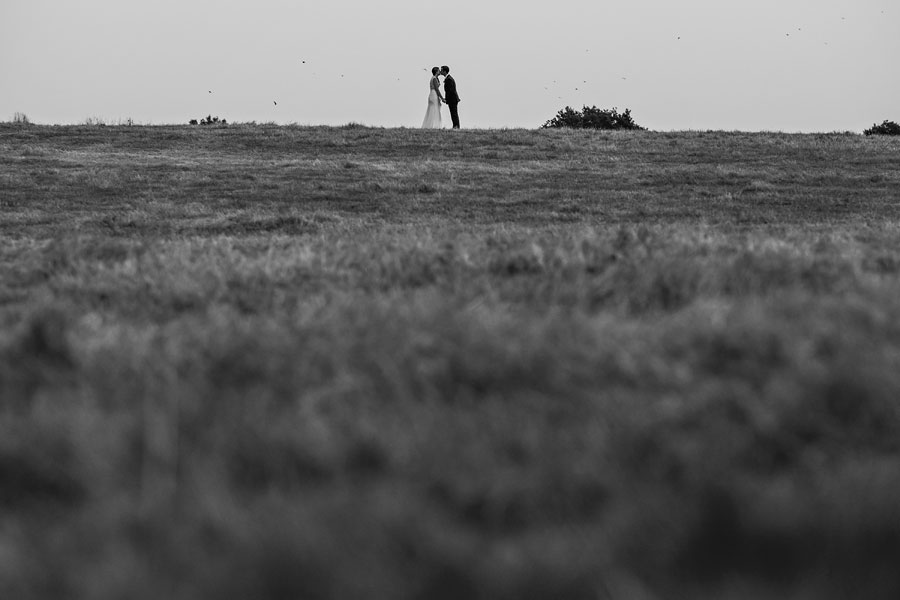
[421,77,442,129]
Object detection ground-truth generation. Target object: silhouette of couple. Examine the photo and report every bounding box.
[421,66,460,129]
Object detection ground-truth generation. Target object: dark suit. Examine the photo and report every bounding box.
[443,75,460,129]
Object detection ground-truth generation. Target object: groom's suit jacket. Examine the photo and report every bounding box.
[444,75,460,104]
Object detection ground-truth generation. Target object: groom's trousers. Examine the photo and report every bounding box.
[447,102,460,129]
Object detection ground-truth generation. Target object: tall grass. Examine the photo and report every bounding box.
[1,123,900,599]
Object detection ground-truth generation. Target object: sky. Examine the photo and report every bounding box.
[1,0,897,131]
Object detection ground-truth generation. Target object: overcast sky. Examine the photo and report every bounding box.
[2,0,896,131]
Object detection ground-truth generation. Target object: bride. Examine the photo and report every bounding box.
[421,67,445,129]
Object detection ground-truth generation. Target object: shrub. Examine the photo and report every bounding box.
[191,115,227,126]
[12,112,30,124]
[864,120,900,136]
[542,105,645,130]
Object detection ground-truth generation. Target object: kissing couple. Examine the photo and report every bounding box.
[421,65,461,129]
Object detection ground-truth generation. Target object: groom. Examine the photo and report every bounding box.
[440,66,460,129]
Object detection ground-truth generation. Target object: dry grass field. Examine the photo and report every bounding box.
[1,122,900,599]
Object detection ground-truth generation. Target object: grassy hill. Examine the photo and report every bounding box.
[1,123,899,599]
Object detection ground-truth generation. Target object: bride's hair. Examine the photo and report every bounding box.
[431,67,440,76]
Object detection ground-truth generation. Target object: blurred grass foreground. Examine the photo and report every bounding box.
[1,122,900,599]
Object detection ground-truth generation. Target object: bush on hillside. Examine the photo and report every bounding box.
[542,105,645,130]
[191,115,227,126]
[12,112,30,125]
[863,120,900,136]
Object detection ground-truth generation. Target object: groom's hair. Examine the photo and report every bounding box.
[431,67,440,76]
[440,66,450,74]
